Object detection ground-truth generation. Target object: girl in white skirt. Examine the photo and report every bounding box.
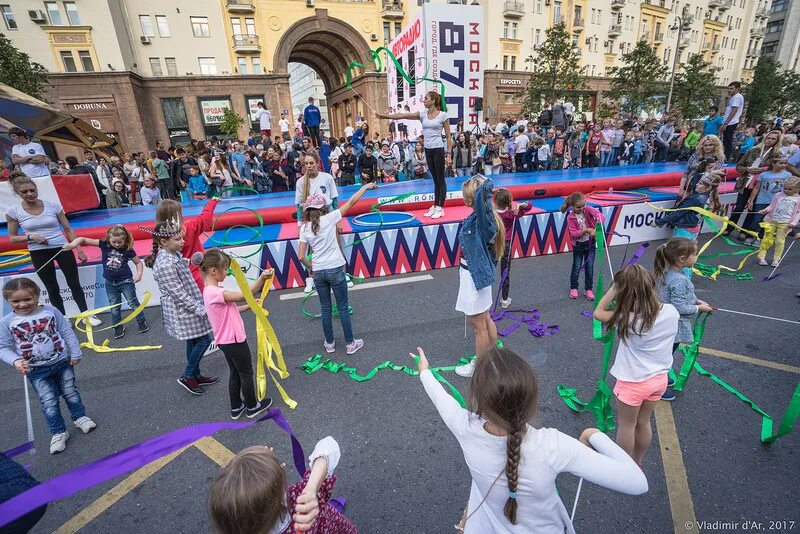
[455,175,505,377]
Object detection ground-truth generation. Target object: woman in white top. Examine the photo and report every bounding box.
[208,154,234,198]
[298,181,376,356]
[377,90,453,219]
[594,264,679,465]
[5,174,101,325]
[412,345,647,533]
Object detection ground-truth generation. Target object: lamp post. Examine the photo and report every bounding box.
[666,6,690,113]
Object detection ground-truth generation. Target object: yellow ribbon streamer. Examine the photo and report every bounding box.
[229,259,297,409]
[71,291,163,352]
[646,203,760,280]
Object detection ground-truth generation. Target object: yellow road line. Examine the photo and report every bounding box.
[654,402,699,534]
[700,347,800,374]
[193,436,236,466]
[54,445,190,534]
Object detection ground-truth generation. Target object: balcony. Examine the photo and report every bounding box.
[381,1,404,19]
[755,6,768,18]
[503,0,525,18]
[711,42,720,53]
[654,31,664,43]
[751,26,764,37]
[708,0,721,7]
[608,23,622,37]
[701,41,710,51]
[678,38,690,48]
[611,0,625,10]
[226,0,255,12]
[718,0,731,10]
[232,34,260,53]
[572,17,585,32]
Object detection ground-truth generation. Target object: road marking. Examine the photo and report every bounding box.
[194,436,236,466]
[654,402,699,534]
[54,446,190,534]
[700,347,800,374]
[279,274,434,300]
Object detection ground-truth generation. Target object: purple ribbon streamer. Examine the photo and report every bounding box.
[0,408,306,528]
[491,308,559,338]
[581,310,594,318]
[625,243,650,267]
[2,441,34,458]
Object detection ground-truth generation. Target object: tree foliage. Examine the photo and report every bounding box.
[0,33,49,99]
[743,56,782,124]
[219,108,245,138]
[605,40,668,116]
[521,22,586,116]
[671,54,719,121]
[777,70,800,119]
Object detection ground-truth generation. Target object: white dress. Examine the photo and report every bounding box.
[455,260,493,316]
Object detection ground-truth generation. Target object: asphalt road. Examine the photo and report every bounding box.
[0,236,798,534]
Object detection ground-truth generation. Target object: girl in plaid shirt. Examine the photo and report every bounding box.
[144,221,218,396]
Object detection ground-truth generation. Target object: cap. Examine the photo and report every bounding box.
[302,193,327,211]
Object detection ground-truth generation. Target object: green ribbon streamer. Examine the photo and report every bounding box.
[557,223,616,432]
[693,216,755,280]
[346,47,447,112]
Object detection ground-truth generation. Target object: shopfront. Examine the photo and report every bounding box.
[198,97,233,138]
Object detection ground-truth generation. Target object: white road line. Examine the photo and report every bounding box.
[279,274,434,300]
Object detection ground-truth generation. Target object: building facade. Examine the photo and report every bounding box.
[760,0,800,72]
[288,63,330,135]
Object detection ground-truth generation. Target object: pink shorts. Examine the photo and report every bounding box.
[613,373,668,406]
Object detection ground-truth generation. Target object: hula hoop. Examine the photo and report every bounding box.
[586,191,650,203]
[351,211,416,227]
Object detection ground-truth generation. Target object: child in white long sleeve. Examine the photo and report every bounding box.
[412,346,647,534]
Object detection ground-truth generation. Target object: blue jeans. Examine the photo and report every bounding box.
[570,240,595,290]
[105,278,146,326]
[599,150,614,167]
[28,359,86,435]
[313,266,354,344]
[184,333,212,379]
[610,146,621,165]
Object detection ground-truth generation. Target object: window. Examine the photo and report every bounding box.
[156,15,170,37]
[238,57,248,74]
[554,0,562,22]
[590,8,596,24]
[198,57,216,74]
[512,22,518,39]
[1,5,16,30]
[510,56,516,70]
[503,93,516,104]
[771,0,787,12]
[165,57,178,76]
[383,21,390,41]
[394,22,401,37]
[503,55,508,70]
[231,18,242,35]
[78,50,93,71]
[161,97,190,145]
[149,57,163,76]
[503,21,509,38]
[535,29,541,45]
[140,15,154,37]
[408,48,416,97]
[191,16,210,37]
[767,20,783,33]
[60,51,77,72]
[45,2,61,25]
[64,2,79,25]
[535,0,542,14]
[252,57,261,73]
[245,18,256,35]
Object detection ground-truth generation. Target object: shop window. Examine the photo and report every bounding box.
[198,97,233,138]
[161,97,190,146]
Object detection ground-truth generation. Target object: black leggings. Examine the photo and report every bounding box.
[29,248,88,315]
[218,341,257,409]
[425,147,447,207]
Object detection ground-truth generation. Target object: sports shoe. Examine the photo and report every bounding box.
[757,258,768,266]
[585,289,595,301]
[771,260,780,267]
[50,432,69,454]
[85,315,102,327]
[231,405,246,420]
[304,277,315,294]
[347,280,354,288]
[661,389,676,401]
[246,398,273,419]
[138,320,150,334]
[500,298,512,309]
[667,377,675,387]
[324,341,336,354]
[455,360,476,377]
[346,339,364,355]
[73,416,97,434]
[196,375,220,386]
[743,237,755,246]
[569,289,578,299]
[754,239,761,248]
[431,206,445,219]
[177,377,204,395]
[114,325,125,339]
[424,206,437,217]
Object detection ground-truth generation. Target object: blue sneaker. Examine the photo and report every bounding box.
[667,377,675,387]
[661,389,676,401]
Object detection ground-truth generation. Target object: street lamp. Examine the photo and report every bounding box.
[666,6,691,113]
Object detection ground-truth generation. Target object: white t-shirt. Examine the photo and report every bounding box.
[299,210,345,271]
[563,102,575,115]
[344,125,355,138]
[12,142,50,178]
[294,172,339,207]
[419,109,449,149]
[773,195,799,222]
[610,304,679,382]
[255,109,271,130]
[279,118,290,133]
[6,200,67,251]
[725,93,744,125]
[514,134,530,153]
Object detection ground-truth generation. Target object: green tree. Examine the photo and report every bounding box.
[671,54,719,121]
[743,56,782,124]
[605,40,668,116]
[0,33,49,99]
[219,108,245,139]
[521,22,586,116]
[776,69,800,119]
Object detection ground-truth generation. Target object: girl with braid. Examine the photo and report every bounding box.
[412,346,647,533]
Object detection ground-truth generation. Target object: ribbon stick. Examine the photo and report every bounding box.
[71,292,162,352]
[23,377,35,456]
[764,238,795,281]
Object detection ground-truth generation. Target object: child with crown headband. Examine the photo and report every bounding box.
[144,220,217,396]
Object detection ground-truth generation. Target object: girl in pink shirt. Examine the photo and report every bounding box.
[561,192,605,301]
[193,248,274,420]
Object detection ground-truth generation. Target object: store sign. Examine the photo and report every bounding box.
[71,102,110,110]
[90,119,102,129]
[500,79,523,85]
[200,99,232,125]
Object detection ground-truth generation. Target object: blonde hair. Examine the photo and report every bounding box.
[697,134,725,161]
[606,264,662,343]
[462,175,505,261]
[299,150,320,203]
[9,174,36,196]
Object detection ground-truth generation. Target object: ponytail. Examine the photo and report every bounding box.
[494,209,506,261]
[653,244,669,282]
[653,238,696,282]
[503,428,523,524]
[144,236,160,269]
[560,192,585,213]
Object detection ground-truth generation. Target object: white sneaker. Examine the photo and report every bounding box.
[73,416,97,434]
[85,316,102,327]
[324,341,336,354]
[455,360,475,377]
[304,277,315,294]
[50,431,69,454]
[431,206,444,219]
[424,206,437,217]
[347,280,354,288]
[500,298,512,309]
[346,339,364,355]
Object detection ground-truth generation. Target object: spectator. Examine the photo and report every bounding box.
[720,81,745,161]
[254,101,272,138]
[703,106,724,137]
[304,97,322,148]
[357,145,378,184]
[106,179,129,208]
[9,127,49,178]
[170,148,197,198]
[140,175,161,205]
[150,150,173,200]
